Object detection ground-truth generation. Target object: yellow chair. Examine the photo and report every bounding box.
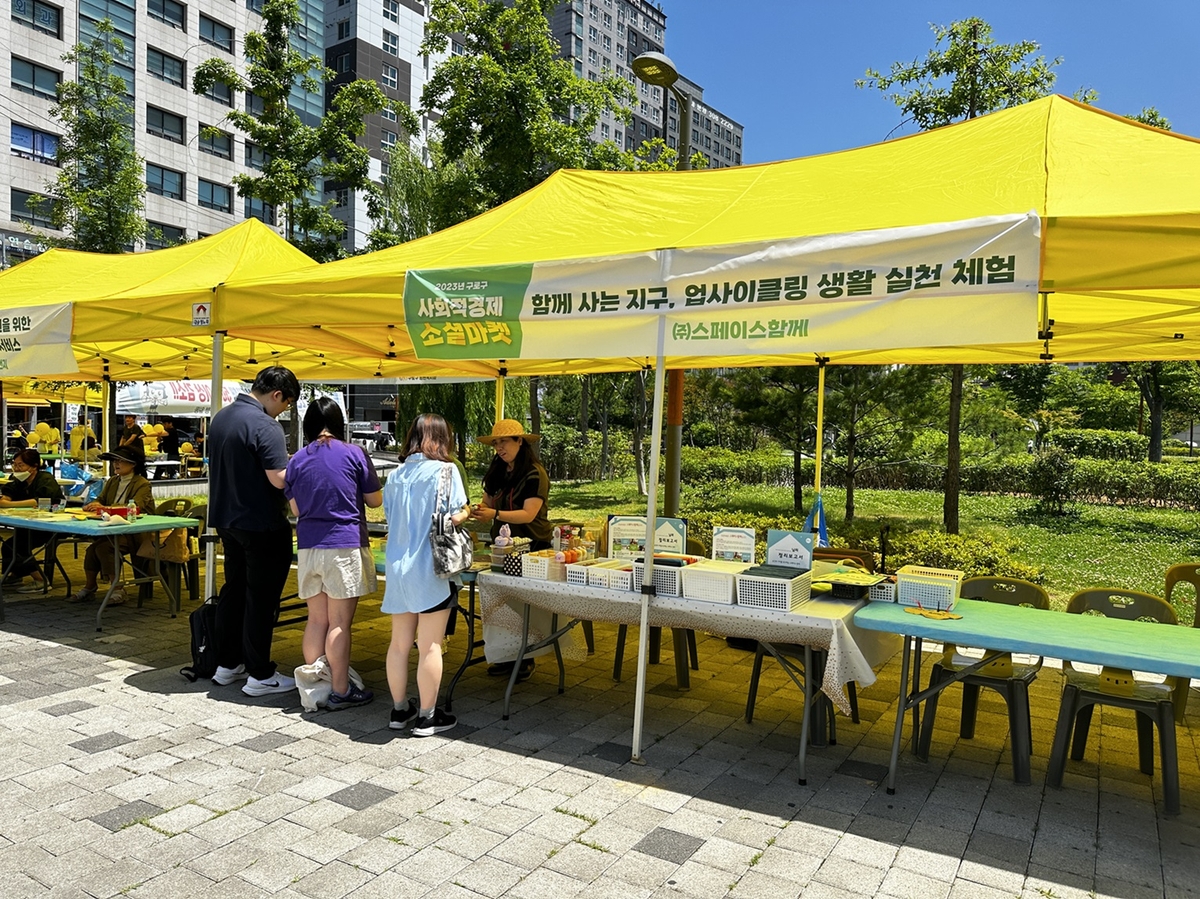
[1047,588,1179,812]
[915,576,1050,784]
[1164,564,1200,722]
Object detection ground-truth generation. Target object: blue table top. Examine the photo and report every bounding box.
[855,598,1200,680]
[0,510,193,536]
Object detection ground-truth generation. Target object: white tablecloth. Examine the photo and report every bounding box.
[477,573,899,714]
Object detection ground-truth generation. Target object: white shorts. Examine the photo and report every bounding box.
[297,547,378,600]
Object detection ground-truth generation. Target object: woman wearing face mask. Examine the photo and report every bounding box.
[0,449,64,592]
[69,445,155,606]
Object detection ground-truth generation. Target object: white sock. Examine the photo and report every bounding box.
[394,700,409,712]
[419,707,435,717]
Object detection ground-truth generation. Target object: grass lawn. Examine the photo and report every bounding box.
[547,478,1200,617]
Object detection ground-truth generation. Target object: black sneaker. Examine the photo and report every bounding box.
[412,707,456,737]
[389,698,418,730]
[327,684,374,711]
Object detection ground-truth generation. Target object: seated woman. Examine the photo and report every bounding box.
[69,446,155,606]
[0,449,63,593]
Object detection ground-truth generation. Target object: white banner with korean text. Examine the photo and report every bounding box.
[0,304,77,376]
[403,213,1041,361]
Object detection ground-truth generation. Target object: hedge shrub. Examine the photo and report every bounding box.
[1048,428,1148,461]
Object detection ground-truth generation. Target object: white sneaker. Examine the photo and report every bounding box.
[212,664,248,686]
[242,673,297,696]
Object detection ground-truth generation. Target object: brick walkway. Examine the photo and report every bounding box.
[1,555,1197,898]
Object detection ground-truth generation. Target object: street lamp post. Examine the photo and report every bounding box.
[632,51,690,518]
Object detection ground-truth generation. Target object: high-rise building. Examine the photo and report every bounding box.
[550,0,743,169]
[1,0,325,264]
[323,0,447,254]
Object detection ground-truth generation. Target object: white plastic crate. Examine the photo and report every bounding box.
[521,553,553,580]
[566,559,606,586]
[896,565,963,612]
[586,560,634,591]
[681,560,750,604]
[868,579,897,602]
[631,560,685,596]
[736,569,812,612]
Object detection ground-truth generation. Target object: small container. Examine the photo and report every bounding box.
[36,498,51,513]
[127,501,138,521]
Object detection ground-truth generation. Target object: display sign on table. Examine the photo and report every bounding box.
[607,515,686,560]
[712,526,756,563]
[766,529,815,570]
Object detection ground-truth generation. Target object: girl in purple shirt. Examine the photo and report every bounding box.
[286,397,383,709]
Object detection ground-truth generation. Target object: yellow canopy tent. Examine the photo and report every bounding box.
[215,95,1200,762]
[219,95,1200,371]
[0,219,359,381]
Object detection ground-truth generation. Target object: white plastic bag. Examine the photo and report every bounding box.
[293,655,365,711]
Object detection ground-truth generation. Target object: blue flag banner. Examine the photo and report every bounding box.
[804,493,829,548]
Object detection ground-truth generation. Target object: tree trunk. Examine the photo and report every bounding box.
[579,374,590,442]
[600,408,610,479]
[844,433,857,523]
[791,446,806,515]
[529,377,541,433]
[943,364,963,534]
[1149,396,1165,462]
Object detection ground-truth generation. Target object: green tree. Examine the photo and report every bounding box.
[365,141,488,251]
[421,0,634,208]
[1130,106,1171,130]
[1043,366,1138,432]
[729,366,819,512]
[35,20,146,252]
[192,0,401,261]
[824,365,939,522]
[858,17,1059,533]
[1113,362,1200,462]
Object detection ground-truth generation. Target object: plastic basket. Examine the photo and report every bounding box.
[736,569,812,612]
[632,561,684,596]
[586,560,633,591]
[546,560,567,582]
[566,559,606,586]
[522,554,551,580]
[868,579,897,603]
[681,560,750,605]
[896,565,963,612]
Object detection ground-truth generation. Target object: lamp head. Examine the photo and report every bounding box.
[631,51,679,88]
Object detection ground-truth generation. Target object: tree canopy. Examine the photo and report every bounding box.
[36,20,146,252]
[192,0,402,260]
[420,0,634,208]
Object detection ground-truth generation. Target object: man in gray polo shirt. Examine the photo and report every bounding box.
[208,366,300,696]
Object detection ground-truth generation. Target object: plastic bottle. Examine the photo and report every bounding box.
[127,500,137,521]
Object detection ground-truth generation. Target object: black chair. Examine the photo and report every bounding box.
[915,576,1050,784]
[1047,588,1180,813]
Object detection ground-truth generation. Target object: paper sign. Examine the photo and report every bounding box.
[607,515,686,560]
[766,529,814,570]
[192,302,211,327]
[0,304,77,376]
[712,526,756,562]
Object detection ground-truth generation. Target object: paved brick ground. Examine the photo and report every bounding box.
[1,555,1198,898]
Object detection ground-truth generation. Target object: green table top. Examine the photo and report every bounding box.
[855,598,1200,680]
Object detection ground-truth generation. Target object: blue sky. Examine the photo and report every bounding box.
[659,1,1200,164]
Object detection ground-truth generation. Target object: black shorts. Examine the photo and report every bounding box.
[422,581,460,614]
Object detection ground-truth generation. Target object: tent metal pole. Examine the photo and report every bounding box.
[632,327,667,764]
[813,358,827,494]
[203,329,226,605]
[495,363,506,419]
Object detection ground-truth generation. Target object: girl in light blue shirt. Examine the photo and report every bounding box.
[382,413,469,736]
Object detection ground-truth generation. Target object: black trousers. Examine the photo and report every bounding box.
[1,529,50,579]
[214,525,294,681]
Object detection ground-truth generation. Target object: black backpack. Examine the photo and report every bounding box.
[181,595,218,682]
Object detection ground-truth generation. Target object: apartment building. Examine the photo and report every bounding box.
[2,0,323,262]
[550,0,743,169]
